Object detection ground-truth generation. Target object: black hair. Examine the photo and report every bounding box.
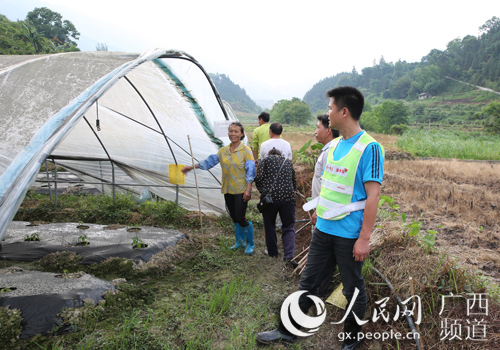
[269,122,283,135]
[229,121,245,140]
[317,114,330,129]
[258,112,270,123]
[268,147,282,156]
[326,86,364,121]
[317,114,340,138]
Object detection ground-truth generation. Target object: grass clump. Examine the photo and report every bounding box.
[39,251,83,272]
[0,307,22,345]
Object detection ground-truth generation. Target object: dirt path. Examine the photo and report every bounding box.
[445,76,500,95]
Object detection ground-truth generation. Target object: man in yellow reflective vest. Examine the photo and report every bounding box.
[257,86,384,350]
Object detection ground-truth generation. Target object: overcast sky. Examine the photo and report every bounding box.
[3,0,499,104]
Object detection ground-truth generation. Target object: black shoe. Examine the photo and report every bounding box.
[341,339,363,350]
[256,329,297,344]
[284,258,299,268]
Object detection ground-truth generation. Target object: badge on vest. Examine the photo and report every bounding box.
[324,164,349,177]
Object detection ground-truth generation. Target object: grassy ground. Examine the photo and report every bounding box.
[2,189,500,349]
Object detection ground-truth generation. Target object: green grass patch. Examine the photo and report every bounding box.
[397,128,500,160]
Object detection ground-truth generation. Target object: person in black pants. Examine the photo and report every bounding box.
[254,148,297,264]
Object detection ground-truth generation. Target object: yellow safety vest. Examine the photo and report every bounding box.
[316,132,383,220]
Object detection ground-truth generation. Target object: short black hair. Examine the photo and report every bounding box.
[269,122,283,135]
[317,114,330,129]
[326,86,364,121]
[268,147,282,156]
[317,115,340,138]
[229,121,245,140]
[258,112,270,123]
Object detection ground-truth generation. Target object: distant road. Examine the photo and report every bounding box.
[445,76,500,95]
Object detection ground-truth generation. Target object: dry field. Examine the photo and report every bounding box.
[253,129,500,284]
[382,158,500,283]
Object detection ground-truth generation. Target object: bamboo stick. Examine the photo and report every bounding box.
[187,135,204,252]
[295,221,311,235]
[291,246,309,262]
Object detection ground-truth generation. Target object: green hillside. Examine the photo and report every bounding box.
[302,16,500,129]
[209,73,261,115]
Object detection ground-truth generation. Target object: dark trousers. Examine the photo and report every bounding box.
[298,228,366,321]
[224,193,249,227]
[261,200,295,259]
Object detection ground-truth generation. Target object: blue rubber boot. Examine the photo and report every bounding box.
[230,223,246,250]
[242,222,255,255]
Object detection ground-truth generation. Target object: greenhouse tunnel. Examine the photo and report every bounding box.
[0,49,239,243]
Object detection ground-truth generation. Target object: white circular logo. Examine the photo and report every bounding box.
[280,290,327,337]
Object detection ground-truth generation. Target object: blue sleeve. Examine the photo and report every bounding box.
[245,160,256,183]
[198,154,220,170]
[360,143,384,184]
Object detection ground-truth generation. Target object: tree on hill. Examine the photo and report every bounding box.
[0,8,80,54]
[209,73,261,114]
[269,98,312,126]
[0,15,48,54]
[361,100,410,134]
[26,7,80,47]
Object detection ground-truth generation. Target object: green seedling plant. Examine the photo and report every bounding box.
[379,195,437,254]
[24,232,40,241]
[132,236,146,249]
[378,195,402,221]
[406,218,438,254]
[78,234,90,245]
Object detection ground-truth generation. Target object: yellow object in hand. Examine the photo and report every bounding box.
[169,164,185,185]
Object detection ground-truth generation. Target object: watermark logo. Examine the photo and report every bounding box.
[281,291,327,337]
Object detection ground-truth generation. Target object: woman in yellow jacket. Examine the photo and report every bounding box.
[182,122,256,254]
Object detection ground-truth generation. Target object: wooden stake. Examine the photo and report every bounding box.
[295,221,311,235]
[291,246,309,262]
[293,253,309,274]
[187,135,204,252]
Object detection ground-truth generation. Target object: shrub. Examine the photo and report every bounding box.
[390,124,410,135]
